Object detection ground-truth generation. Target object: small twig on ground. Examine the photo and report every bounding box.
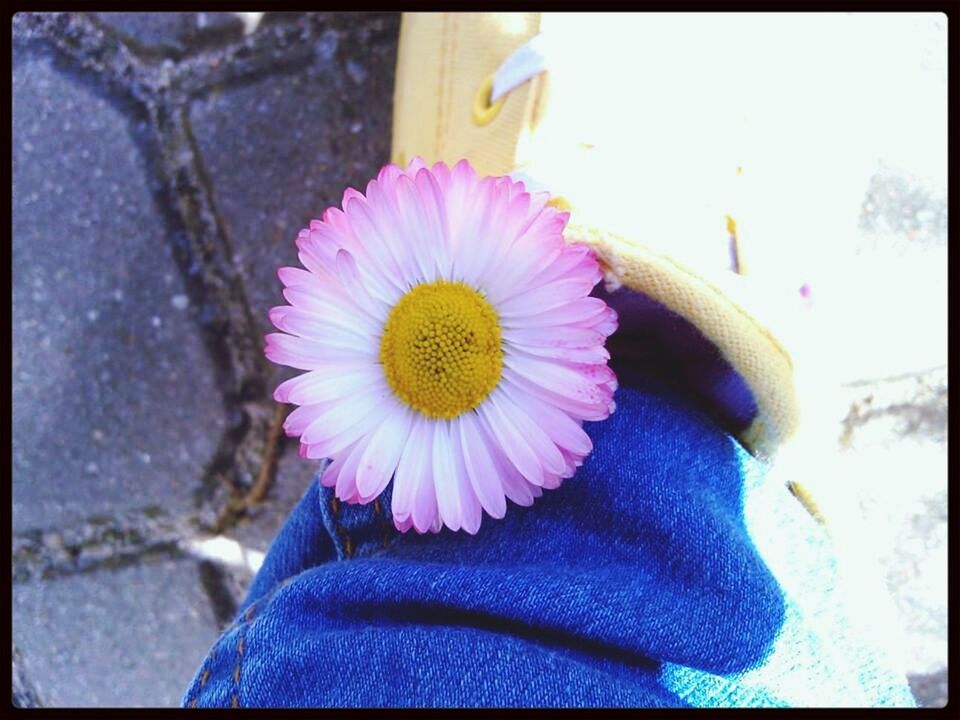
[213,403,290,533]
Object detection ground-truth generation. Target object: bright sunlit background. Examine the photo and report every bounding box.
[512,11,947,705]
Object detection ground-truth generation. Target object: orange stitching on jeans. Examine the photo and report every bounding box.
[187,659,211,705]
[329,495,355,558]
[231,624,247,707]
[190,589,279,708]
[372,499,393,548]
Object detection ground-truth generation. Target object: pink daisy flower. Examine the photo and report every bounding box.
[265,158,617,534]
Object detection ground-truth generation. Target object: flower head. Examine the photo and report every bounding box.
[266,158,617,533]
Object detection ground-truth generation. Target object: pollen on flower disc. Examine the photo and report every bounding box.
[379,280,503,419]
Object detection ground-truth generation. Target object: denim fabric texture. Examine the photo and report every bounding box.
[182,379,916,708]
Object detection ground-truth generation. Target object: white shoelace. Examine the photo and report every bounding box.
[490,33,551,103]
[489,34,554,196]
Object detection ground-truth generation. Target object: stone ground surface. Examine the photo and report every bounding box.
[11,12,947,708]
[12,11,400,708]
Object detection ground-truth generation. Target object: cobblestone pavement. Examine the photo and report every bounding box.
[12,11,399,707]
[11,12,947,708]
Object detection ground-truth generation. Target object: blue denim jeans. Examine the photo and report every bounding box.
[182,379,915,707]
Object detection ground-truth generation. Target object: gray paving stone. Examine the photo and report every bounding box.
[94,11,244,54]
[860,166,947,249]
[13,644,43,707]
[12,559,221,707]
[12,47,227,531]
[185,443,321,614]
[908,669,947,709]
[186,13,400,389]
[227,437,320,557]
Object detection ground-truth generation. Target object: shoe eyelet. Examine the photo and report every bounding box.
[473,73,506,126]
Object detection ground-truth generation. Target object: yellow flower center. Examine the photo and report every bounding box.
[379,280,503,419]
